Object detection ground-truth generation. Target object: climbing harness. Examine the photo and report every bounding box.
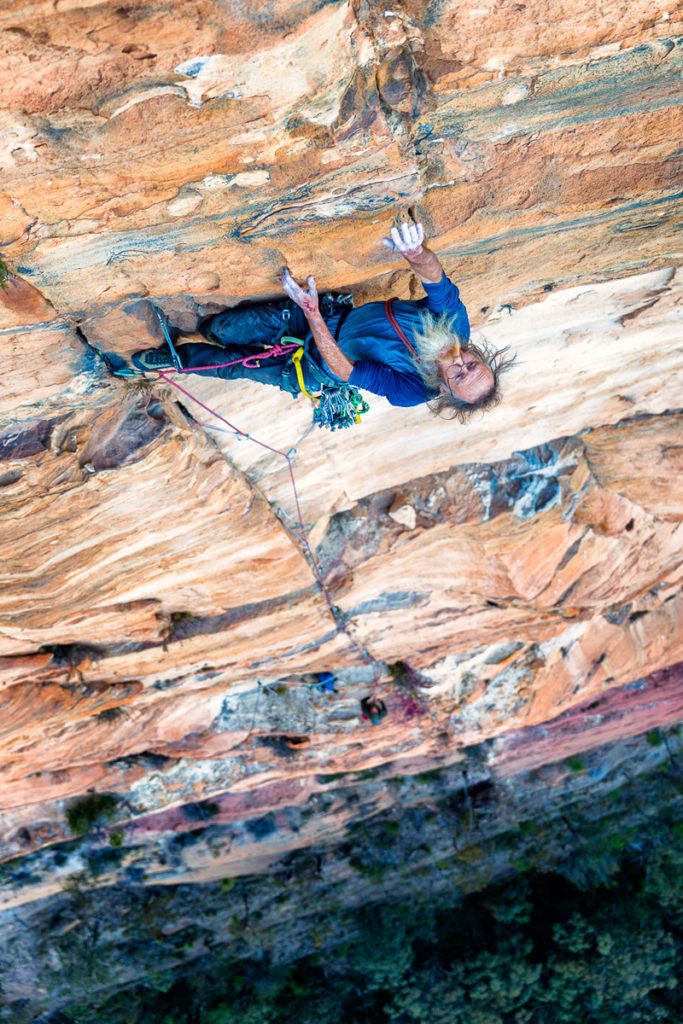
[151,306,303,374]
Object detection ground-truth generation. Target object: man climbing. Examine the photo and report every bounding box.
[132,218,514,420]
[360,696,388,726]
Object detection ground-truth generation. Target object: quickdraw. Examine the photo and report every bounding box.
[289,343,370,431]
[313,385,369,431]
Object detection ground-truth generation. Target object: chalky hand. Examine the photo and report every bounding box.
[382,219,425,260]
[281,268,319,317]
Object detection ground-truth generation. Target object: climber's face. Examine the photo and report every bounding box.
[438,349,494,404]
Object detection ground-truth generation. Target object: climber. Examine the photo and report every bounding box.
[360,696,388,726]
[315,671,338,694]
[132,218,515,420]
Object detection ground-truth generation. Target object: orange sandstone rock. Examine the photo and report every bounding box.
[0,0,681,887]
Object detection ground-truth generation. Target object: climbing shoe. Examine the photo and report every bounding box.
[131,345,176,372]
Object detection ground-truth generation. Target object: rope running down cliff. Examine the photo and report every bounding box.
[155,368,378,674]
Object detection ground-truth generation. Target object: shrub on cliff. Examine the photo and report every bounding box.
[65,792,118,835]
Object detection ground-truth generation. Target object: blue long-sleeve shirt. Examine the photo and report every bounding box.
[324,273,470,407]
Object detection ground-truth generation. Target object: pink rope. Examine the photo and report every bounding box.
[159,370,288,457]
[155,368,380,678]
[157,370,334,612]
[172,341,300,374]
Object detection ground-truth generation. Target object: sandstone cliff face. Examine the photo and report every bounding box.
[0,0,682,898]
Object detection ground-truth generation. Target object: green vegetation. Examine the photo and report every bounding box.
[0,256,8,290]
[414,768,443,783]
[97,707,126,722]
[349,855,389,882]
[317,770,351,783]
[380,820,400,836]
[66,812,683,1024]
[8,724,682,1024]
[66,793,118,835]
[182,801,220,822]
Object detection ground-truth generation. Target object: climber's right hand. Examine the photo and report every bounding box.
[382,218,425,260]
[281,268,319,318]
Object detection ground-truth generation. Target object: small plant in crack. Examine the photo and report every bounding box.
[96,707,127,723]
[66,792,119,836]
[158,609,200,644]
[40,643,102,683]
[388,660,430,719]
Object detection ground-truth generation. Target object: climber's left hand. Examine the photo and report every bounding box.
[281,268,319,317]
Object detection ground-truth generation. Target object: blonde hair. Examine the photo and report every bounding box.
[412,311,516,423]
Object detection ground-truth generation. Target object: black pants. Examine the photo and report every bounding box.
[178,300,312,394]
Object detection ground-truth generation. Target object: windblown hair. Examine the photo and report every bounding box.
[412,310,516,423]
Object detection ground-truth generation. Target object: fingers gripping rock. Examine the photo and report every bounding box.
[281,268,318,314]
[382,218,425,257]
